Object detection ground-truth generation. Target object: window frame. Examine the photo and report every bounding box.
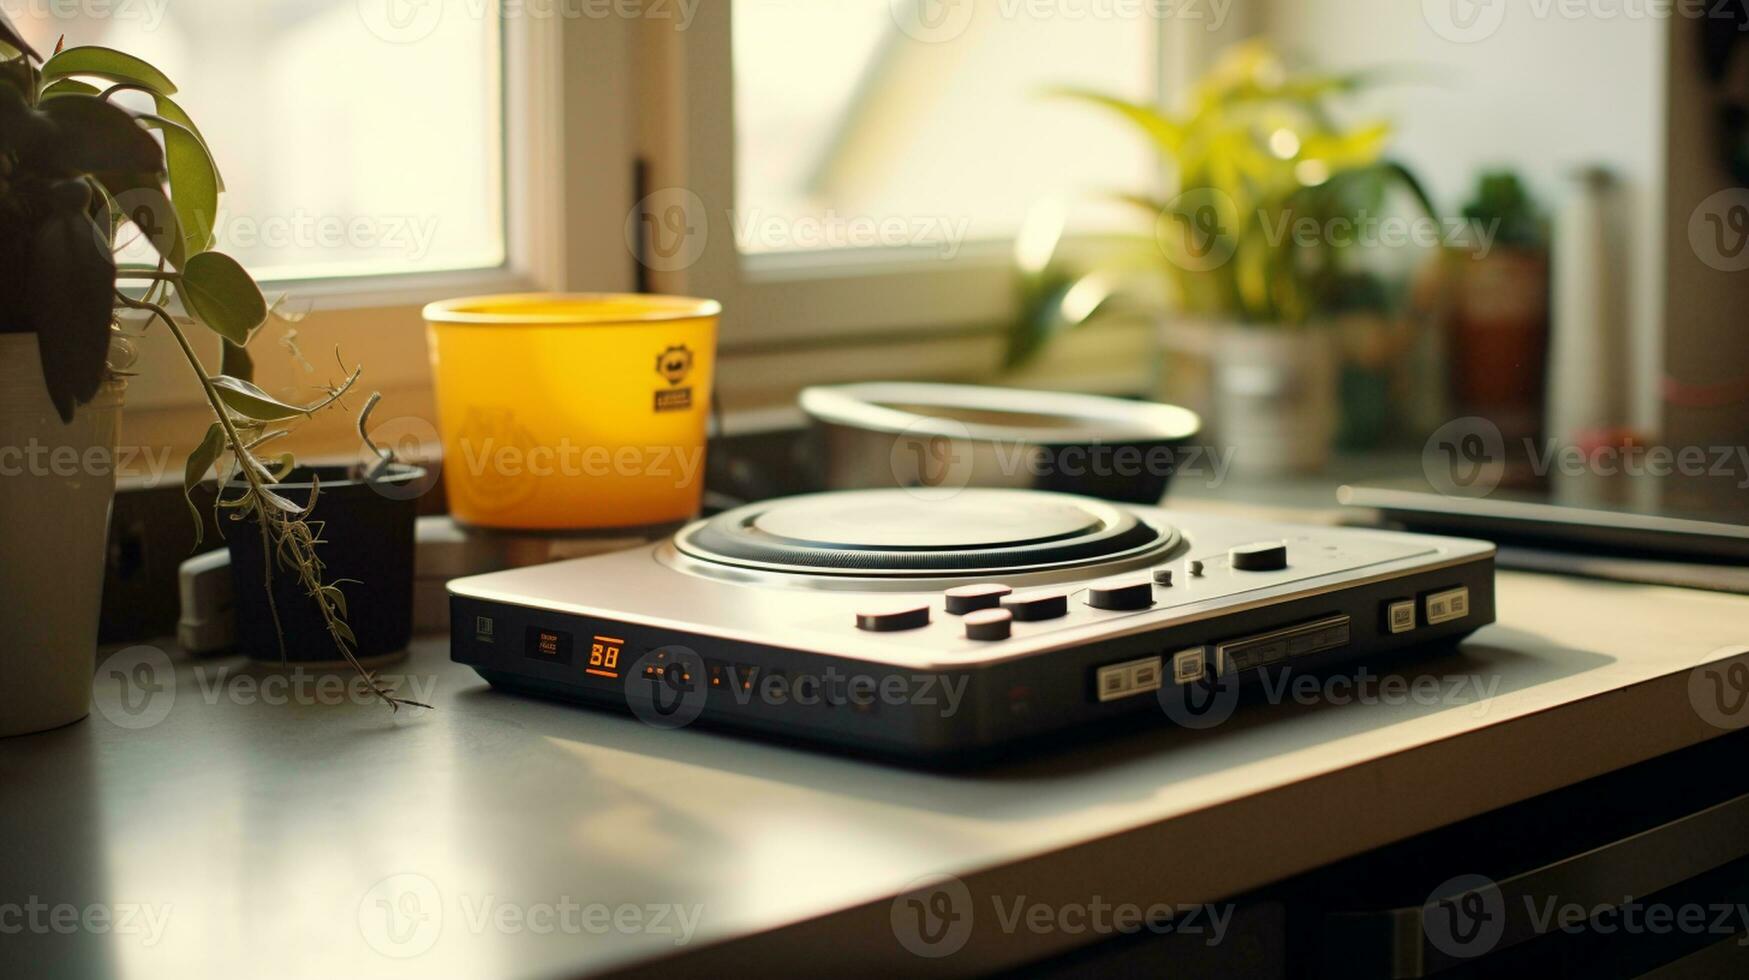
[633,3,1254,355]
[641,5,1037,350]
[276,8,566,312]
[122,9,566,411]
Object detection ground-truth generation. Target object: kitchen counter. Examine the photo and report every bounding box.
[2,569,1746,978]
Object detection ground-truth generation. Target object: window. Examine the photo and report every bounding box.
[731,1,1158,257]
[10,0,505,282]
[651,3,1173,348]
[13,2,1181,413]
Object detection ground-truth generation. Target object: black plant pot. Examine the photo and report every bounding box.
[225,463,424,664]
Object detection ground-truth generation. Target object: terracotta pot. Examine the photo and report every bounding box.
[1449,247,1550,441]
[0,334,125,737]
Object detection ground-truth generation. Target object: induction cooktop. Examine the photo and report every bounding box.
[448,489,1495,759]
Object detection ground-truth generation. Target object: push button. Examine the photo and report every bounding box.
[944,583,1011,615]
[1385,599,1416,634]
[964,608,1013,641]
[1003,593,1068,621]
[1229,541,1288,571]
[1086,581,1154,611]
[855,605,930,632]
[1171,648,1206,684]
[1424,587,1470,625]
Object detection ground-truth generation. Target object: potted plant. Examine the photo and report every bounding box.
[0,22,421,736]
[1028,43,1435,474]
[1443,170,1550,445]
[221,396,428,667]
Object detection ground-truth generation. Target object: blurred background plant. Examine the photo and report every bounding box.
[1460,171,1547,251]
[1007,42,1438,364]
[1005,42,1444,473]
[1437,169,1552,449]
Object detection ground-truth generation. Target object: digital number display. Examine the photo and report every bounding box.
[522,625,631,682]
[586,635,623,679]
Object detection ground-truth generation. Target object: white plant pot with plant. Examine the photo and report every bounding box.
[1211,325,1338,476]
[1021,43,1435,476]
[0,23,423,736]
[0,335,123,735]
[1148,317,1337,477]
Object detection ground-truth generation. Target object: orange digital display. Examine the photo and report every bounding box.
[586,635,624,679]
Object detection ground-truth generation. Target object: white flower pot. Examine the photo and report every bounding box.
[1211,327,1338,477]
[0,334,124,737]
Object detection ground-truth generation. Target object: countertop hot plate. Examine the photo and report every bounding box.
[448,489,1497,759]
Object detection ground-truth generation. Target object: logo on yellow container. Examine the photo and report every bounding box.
[655,344,695,412]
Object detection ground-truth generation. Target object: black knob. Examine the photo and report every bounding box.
[1086,582,1153,611]
[1004,593,1068,621]
[855,605,930,632]
[1153,567,1174,586]
[964,608,1013,641]
[944,583,1011,615]
[1229,541,1288,572]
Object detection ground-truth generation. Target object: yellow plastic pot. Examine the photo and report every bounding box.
[423,293,719,530]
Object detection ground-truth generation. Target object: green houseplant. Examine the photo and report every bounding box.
[0,20,420,735]
[1020,42,1435,473]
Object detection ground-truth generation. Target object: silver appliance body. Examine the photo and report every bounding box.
[448,489,1495,761]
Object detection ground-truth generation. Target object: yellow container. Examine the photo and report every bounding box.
[423,293,720,530]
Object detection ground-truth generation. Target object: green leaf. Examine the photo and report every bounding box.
[217,490,252,509]
[0,9,39,62]
[151,94,223,191]
[40,45,176,95]
[254,484,305,515]
[266,452,295,482]
[1045,87,1185,156]
[181,251,265,344]
[1376,159,1439,220]
[137,113,217,254]
[38,77,99,100]
[211,375,314,422]
[26,208,116,422]
[99,172,184,268]
[32,94,164,177]
[221,339,253,382]
[182,423,225,548]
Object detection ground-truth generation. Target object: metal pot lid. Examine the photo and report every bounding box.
[798,382,1201,445]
